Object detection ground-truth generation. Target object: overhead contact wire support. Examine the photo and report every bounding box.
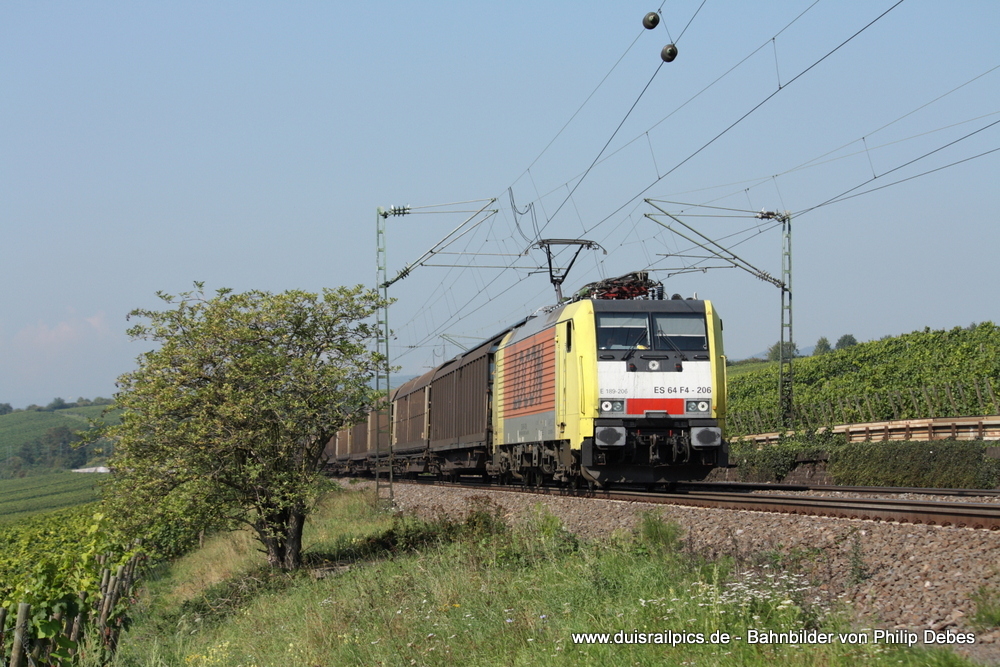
[375,204,411,510]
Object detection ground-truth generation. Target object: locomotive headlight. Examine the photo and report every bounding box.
[600,400,625,413]
[601,400,613,412]
[686,400,711,413]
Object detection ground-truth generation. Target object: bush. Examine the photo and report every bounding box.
[729,434,832,483]
[729,437,1000,488]
[828,439,1000,488]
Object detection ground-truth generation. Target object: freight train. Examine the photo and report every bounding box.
[324,273,728,488]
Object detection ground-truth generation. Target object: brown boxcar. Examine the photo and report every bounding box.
[362,409,389,458]
[392,373,432,455]
[428,336,499,450]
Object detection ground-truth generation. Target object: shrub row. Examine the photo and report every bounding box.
[729,437,1000,489]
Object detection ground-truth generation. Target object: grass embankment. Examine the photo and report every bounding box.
[112,486,974,667]
[0,471,105,522]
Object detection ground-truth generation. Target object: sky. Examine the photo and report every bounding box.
[2,1,998,408]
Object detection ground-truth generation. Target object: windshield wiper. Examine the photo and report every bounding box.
[655,331,688,361]
[622,334,648,364]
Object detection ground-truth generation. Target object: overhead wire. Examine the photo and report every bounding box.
[795,115,1000,216]
[576,0,907,242]
[634,105,1000,215]
[798,144,1000,215]
[507,1,907,309]
[392,7,677,358]
[394,0,973,368]
[524,0,824,207]
[488,0,888,298]
[539,61,665,233]
[392,2,721,352]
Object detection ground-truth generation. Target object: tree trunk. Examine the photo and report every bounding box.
[283,506,305,570]
[255,506,289,569]
[255,503,306,570]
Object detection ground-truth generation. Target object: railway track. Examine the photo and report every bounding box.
[675,480,1000,497]
[392,478,1000,531]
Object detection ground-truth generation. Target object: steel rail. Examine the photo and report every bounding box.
[675,481,1000,497]
[604,490,1000,530]
[392,478,1000,531]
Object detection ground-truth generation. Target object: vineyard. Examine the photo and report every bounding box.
[0,474,105,524]
[0,505,140,666]
[727,323,1000,436]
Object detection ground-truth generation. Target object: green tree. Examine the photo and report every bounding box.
[94,283,387,569]
[46,397,68,411]
[0,403,12,415]
[835,334,858,350]
[766,340,798,361]
[18,426,86,469]
[813,336,832,355]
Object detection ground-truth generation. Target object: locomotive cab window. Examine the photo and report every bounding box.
[652,313,708,351]
[596,313,650,350]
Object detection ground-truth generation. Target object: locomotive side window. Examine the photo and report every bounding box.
[596,313,649,350]
[652,313,708,351]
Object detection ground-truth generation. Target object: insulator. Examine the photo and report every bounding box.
[661,44,678,62]
[642,12,659,29]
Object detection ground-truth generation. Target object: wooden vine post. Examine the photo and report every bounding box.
[10,602,31,667]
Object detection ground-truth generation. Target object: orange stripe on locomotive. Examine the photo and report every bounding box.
[499,328,556,419]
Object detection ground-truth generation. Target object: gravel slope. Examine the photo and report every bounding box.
[375,481,1000,665]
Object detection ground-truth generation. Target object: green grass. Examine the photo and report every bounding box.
[107,490,976,667]
[972,586,1000,629]
[0,471,106,522]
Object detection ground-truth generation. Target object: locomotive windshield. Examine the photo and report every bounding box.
[652,313,707,351]
[597,312,708,351]
[596,313,648,349]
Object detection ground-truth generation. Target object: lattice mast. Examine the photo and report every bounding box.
[779,213,793,428]
[773,212,794,428]
[374,204,409,509]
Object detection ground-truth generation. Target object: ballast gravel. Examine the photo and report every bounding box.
[372,481,1000,665]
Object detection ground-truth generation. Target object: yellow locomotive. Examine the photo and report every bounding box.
[326,274,727,487]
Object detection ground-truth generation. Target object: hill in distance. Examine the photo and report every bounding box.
[0,399,119,478]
